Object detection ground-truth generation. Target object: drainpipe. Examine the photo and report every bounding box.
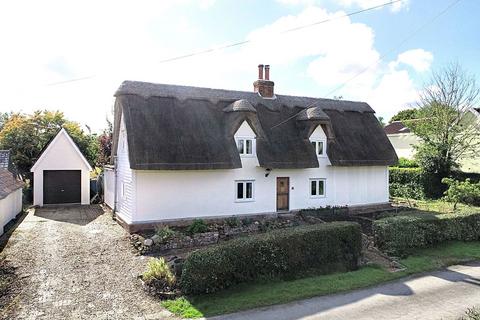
[113,156,118,216]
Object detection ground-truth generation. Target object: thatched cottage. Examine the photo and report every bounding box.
[104,65,397,231]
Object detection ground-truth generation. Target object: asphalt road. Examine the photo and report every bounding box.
[212,262,480,320]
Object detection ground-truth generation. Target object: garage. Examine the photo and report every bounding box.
[31,128,92,206]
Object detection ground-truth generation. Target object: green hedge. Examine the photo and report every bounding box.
[389,167,448,199]
[389,167,426,199]
[179,222,362,294]
[373,212,480,257]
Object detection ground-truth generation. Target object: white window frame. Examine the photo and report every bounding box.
[235,136,255,157]
[311,139,327,157]
[309,178,326,198]
[235,180,255,202]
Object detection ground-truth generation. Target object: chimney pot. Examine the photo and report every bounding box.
[258,64,264,80]
[253,64,275,98]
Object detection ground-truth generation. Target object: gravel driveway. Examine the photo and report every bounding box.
[0,205,176,320]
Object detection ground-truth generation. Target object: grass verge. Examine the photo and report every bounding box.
[162,241,480,318]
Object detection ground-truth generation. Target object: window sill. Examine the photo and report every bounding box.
[235,199,255,203]
[310,195,326,199]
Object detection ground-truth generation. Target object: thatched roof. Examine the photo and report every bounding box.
[113,81,397,170]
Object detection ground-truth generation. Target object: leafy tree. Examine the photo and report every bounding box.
[410,63,480,197]
[97,119,113,166]
[377,116,386,127]
[442,178,480,210]
[0,110,98,177]
[389,108,419,123]
[0,112,12,131]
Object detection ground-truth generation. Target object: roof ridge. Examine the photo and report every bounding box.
[116,80,370,106]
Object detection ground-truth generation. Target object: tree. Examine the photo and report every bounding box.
[389,108,419,123]
[97,119,113,166]
[0,112,12,131]
[0,110,99,177]
[410,63,480,196]
[377,116,386,127]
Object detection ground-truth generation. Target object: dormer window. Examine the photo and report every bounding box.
[311,140,326,157]
[236,138,254,156]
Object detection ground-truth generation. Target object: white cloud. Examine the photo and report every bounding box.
[337,0,410,12]
[394,49,434,72]
[0,1,426,131]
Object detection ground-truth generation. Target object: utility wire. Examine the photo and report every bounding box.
[270,0,463,130]
[46,0,404,87]
[158,0,404,64]
[46,75,96,86]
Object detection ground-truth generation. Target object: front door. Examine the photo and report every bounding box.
[276,177,289,211]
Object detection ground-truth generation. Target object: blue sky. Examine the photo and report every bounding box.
[0,0,478,131]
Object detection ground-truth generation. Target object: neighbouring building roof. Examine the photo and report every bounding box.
[0,151,23,200]
[384,121,411,135]
[113,81,398,170]
[30,128,92,172]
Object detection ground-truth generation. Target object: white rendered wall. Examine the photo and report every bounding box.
[32,131,90,206]
[0,189,22,235]
[115,116,136,224]
[103,167,115,209]
[131,123,389,223]
[387,133,420,159]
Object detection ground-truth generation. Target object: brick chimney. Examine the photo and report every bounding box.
[253,64,275,98]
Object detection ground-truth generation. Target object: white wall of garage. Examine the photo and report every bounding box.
[31,129,92,206]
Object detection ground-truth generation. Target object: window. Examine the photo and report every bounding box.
[121,182,126,198]
[235,180,254,201]
[310,179,326,197]
[311,140,326,156]
[236,138,254,156]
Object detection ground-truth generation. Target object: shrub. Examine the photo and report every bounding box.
[373,211,480,257]
[225,216,240,228]
[186,219,208,235]
[155,226,176,243]
[396,157,418,168]
[142,258,176,291]
[179,222,362,294]
[389,167,426,199]
[442,178,480,209]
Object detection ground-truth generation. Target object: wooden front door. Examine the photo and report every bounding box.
[276,177,289,211]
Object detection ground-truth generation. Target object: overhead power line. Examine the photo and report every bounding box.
[158,0,405,64]
[270,0,463,130]
[46,0,404,87]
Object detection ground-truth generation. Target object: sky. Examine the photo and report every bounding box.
[0,0,478,132]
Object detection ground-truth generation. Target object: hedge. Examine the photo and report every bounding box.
[179,222,362,294]
[373,211,480,257]
[389,167,448,199]
[389,167,425,199]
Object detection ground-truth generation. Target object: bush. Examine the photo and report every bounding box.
[389,167,426,199]
[373,211,480,257]
[142,258,176,291]
[179,222,362,294]
[186,219,208,235]
[389,167,448,199]
[442,178,480,209]
[155,226,176,243]
[396,157,418,168]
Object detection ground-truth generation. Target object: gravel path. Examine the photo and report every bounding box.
[0,205,176,320]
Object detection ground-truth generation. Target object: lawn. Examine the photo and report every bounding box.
[162,241,480,318]
[392,197,479,215]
